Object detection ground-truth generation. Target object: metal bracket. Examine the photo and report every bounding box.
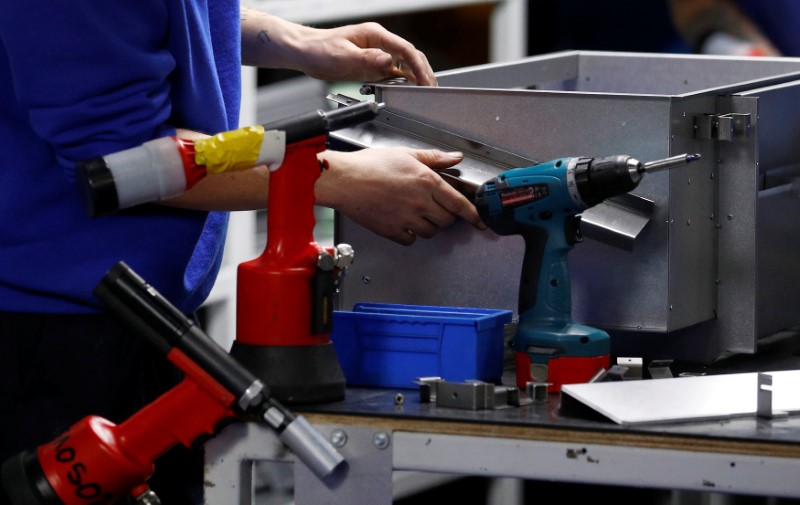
[417,377,531,409]
[694,113,751,141]
[756,373,788,420]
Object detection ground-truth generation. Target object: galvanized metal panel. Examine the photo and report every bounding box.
[738,81,800,341]
[334,51,800,362]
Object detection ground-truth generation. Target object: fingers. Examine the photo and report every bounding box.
[356,22,437,86]
[409,150,488,231]
[412,149,463,169]
[395,50,437,86]
[389,229,417,246]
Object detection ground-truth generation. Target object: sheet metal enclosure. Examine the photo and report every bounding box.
[330,51,800,362]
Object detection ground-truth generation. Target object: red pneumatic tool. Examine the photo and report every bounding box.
[1,262,344,505]
[473,153,701,392]
[76,102,382,403]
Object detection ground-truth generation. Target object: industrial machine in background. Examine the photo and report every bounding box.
[330,50,800,366]
[1,262,344,505]
[78,102,381,403]
[473,153,700,391]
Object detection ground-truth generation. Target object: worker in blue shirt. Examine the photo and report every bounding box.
[0,2,485,504]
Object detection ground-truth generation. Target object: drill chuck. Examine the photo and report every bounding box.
[572,155,643,207]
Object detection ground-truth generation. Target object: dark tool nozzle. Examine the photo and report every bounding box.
[76,156,119,218]
[262,101,381,144]
[2,451,60,505]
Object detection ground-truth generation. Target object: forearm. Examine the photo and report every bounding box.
[239,6,436,85]
[240,7,310,70]
[158,128,270,211]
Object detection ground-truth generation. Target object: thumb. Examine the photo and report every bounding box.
[413,149,464,170]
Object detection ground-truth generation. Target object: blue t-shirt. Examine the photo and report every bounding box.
[0,0,241,313]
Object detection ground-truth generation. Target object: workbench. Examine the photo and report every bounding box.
[204,364,800,505]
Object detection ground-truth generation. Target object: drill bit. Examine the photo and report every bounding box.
[641,153,701,173]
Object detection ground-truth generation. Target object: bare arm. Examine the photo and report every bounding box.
[162,131,485,245]
[240,7,436,85]
[163,8,484,244]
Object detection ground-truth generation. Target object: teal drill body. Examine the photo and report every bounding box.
[473,153,700,391]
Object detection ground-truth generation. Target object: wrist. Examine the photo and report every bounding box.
[241,9,311,70]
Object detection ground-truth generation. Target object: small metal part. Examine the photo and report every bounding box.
[393,393,405,406]
[416,377,443,403]
[330,429,348,448]
[134,490,161,505]
[372,431,391,450]
[238,380,265,411]
[694,113,750,141]
[616,357,643,379]
[756,373,788,420]
[588,368,607,383]
[262,405,287,429]
[420,380,527,410]
[334,243,355,268]
[316,251,335,272]
[436,380,495,410]
[596,365,629,382]
[326,93,360,107]
[526,382,549,404]
[648,359,674,379]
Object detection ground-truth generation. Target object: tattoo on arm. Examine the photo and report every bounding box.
[257,30,271,45]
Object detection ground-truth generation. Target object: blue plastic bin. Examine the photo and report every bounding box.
[331,303,513,389]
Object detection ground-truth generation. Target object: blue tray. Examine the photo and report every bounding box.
[331,303,513,389]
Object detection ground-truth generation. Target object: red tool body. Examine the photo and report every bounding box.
[34,351,232,505]
[237,135,331,347]
[2,262,346,505]
[232,134,348,402]
[75,101,381,403]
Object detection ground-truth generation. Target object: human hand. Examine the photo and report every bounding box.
[241,9,437,86]
[292,22,437,85]
[316,148,487,245]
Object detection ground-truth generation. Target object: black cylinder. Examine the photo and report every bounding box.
[2,451,61,505]
[75,157,119,218]
[93,262,262,407]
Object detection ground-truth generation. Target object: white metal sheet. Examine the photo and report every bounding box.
[560,370,800,425]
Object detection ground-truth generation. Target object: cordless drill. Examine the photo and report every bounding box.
[473,153,701,392]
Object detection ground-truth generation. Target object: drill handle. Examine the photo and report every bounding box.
[518,218,577,325]
[518,227,547,315]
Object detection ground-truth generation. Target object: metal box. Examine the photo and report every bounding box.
[330,51,800,362]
